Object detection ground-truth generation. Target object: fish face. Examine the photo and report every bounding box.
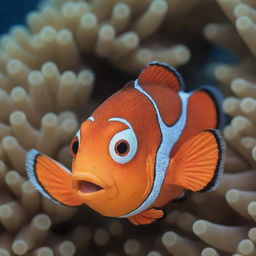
[70,88,160,217]
[70,117,154,217]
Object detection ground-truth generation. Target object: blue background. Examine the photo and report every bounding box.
[0,0,40,34]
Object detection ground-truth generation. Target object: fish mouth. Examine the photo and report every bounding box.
[72,172,107,199]
[78,180,103,194]
[72,172,117,200]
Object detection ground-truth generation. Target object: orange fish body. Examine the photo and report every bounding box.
[26,62,225,225]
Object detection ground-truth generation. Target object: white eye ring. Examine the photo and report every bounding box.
[109,128,138,164]
[70,129,81,158]
[75,129,81,142]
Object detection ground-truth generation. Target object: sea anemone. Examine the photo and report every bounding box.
[0,0,256,255]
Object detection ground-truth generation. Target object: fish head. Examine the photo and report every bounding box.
[71,83,161,217]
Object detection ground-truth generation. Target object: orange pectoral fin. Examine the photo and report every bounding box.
[26,149,82,206]
[169,129,225,192]
[128,209,164,225]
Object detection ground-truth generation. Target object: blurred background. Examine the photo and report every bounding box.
[0,0,40,34]
[0,0,237,92]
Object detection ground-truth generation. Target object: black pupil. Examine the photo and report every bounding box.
[72,141,79,154]
[117,142,128,155]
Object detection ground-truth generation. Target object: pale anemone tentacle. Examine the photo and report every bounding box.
[1,0,256,254]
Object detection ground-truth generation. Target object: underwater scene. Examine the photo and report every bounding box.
[1,0,256,255]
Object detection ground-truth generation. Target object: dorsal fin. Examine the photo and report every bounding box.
[138,62,185,91]
[121,81,134,91]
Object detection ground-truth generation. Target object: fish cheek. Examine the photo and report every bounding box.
[79,164,150,217]
[71,155,80,174]
[145,154,155,198]
[112,159,151,213]
[108,142,156,216]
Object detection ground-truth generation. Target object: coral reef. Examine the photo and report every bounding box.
[1,0,256,255]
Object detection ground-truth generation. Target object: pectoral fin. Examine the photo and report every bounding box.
[169,129,225,192]
[26,149,83,206]
[128,208,164,225]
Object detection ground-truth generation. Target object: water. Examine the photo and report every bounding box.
[0,0,40,34]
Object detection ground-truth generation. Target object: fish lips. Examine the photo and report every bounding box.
[72,172,117,201]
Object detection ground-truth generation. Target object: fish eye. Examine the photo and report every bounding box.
[70,130,80,158]
[115,140,130,156]
[72,139,79,153]
[109,128,137,164]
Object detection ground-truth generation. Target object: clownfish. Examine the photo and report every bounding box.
[26,62,225,225]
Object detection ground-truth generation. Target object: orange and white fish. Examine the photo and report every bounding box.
[26,62,225,225]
